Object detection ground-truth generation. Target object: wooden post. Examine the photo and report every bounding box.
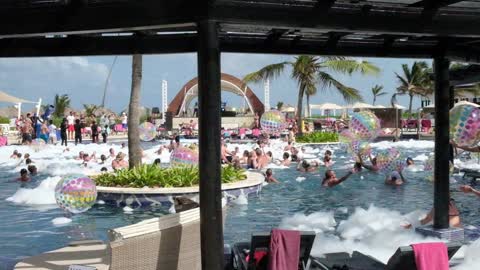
[433,56,450,229]
[197,19,224,270]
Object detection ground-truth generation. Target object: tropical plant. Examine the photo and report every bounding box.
[296,132,339,143]
[53,94,70,118]
[0,116,10,124]
[276,101,284,110]
[94,164,247,188]
[128,54,143,169]
[395,61,430,117]
[83,104,98,117]
[243,56,379,135]
[371,85,387,105]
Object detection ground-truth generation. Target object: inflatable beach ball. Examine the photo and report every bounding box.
[424,155,454,181]
[170,147,199,167]
[349,111,381,141]
[31,138,46,152]
[138,122,157,142]
[376,148,406,175]
[450,104,480,147]
[260,110,286,134]
[348,140,372,160]
[55,175,97,214]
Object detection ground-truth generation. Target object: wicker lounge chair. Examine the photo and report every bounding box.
[15,207,206,270]
[232,231,316,270]
[311,242,461,270]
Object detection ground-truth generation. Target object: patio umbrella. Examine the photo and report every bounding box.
[349,102,375,109]
[0,91,33,104]
[374,104,386,108]
[309,103,343,110]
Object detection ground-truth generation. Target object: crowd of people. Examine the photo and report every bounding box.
[15,111,129,146]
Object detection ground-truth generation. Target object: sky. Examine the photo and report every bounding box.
[0,54,431,114]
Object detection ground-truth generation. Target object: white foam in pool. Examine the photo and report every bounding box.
[6,176,61,205]
[296,177,306,182]
[51,217,72,226]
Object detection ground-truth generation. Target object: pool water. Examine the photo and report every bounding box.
[0,140,480,269]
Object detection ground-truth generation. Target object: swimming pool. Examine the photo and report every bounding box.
[0,140,479,269]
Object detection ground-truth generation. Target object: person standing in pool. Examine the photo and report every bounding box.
[322,169,354,187]
[74,119,82,145]
[385,170,406,186]
[264,169,280,183]
[297,160,319,172]
[91,121,99,143]
[357,154,379,172]
[403,198,461,228]
[60,118,68,146]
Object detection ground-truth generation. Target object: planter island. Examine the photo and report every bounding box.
[96,171,264,209]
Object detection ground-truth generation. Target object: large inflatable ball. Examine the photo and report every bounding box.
[348,140,372,160]
[170,147,199,167]
[349,111,381,141]
[450,104,480,147]
[424,155,454,182]
[260,110,286,134]
[31,138,46,152]
[55,175,97,214]
[138,122,157,142]
[376,148,406,175]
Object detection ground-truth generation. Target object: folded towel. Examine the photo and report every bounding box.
[268,229,300,270]
[411,242,449,270]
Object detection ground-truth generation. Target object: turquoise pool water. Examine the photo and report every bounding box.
[0,140,479,269]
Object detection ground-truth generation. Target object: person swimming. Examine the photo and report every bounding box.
[403,198,461,228]
[406,157,414,166]
[358,155,379,172]
[27,165,37,176]
[18,169,30,182]
[153,158,161,166]
[322,169,354,188]
[280,152,291,166]
[264,168,280,183]
[297,160,319,172]
[385,170,405,186]
[10,150,18,159]
[323,154,332,167]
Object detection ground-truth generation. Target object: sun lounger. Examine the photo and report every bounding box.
[15,207,210,270]
[232,231,316,270]
[311,242,461,270]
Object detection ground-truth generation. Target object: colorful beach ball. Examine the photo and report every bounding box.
[138,122,157,142]
[55,175,97,214]
[31,138,46,152]
[424,155,454,182]
[170,147,199,167]
[260,110,286,134]
[450,104,480,147]
[348,140,372,160]
[376,148,406,175]
[349,111,381,141]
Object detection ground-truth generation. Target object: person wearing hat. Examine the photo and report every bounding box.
[112,152,128,171]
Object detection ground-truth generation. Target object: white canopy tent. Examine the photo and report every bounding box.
[374,104,386,108]
[0,91,39,119]
[309,103,344,117]
[392,104,406,109]
[348,102,375,109]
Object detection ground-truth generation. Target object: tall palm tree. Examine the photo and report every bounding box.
[243,56,379,135]
[276,101,284,110]
[371,85,387,105]
[395,61,430,117]
[53,94,70,117]
[128,54,143,169]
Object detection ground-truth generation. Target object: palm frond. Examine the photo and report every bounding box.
[242,62,290,83]
[318,71,363,103]
[321,59,380,75]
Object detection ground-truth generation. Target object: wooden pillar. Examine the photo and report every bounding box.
[197,20,224,270]
[433,56,451,229]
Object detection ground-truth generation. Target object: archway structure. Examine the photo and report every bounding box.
[168,73,264,116]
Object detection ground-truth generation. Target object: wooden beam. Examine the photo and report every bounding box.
[409,0,465,8]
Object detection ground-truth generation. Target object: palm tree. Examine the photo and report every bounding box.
[243,56,379,135]
[83,104,98,117]
[371,85,387,105]
[276,101,284,110]
[128,54,143,169]
[395,61,430,117]
[53,94,70,117]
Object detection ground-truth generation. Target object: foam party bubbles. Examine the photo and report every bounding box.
[30,138,46,152]
[348,141,372,159]
[138,122,157,142]
[54,175,97,214]
[375,147,406,174]
[260,110,286,134]
[450,104,480,146]
[170,147,199,166]
[349,110,381,141]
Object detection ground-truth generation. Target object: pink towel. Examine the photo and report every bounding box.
[411,242,449,270]
[268,229,300,270]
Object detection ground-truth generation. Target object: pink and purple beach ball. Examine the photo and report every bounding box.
[170,147,199,167]
[260,110,286,134]
[55,175,97,214]
[450,104,480,147]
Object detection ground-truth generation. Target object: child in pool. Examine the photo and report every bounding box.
[323,152,333,167]
[18,169,30,182]
[264,169,279,183]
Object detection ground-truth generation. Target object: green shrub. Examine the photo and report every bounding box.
[0,116,10,124]
[94,164,247,188]
[296,132,338,143]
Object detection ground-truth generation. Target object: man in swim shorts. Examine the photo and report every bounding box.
[67,111,75,140]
